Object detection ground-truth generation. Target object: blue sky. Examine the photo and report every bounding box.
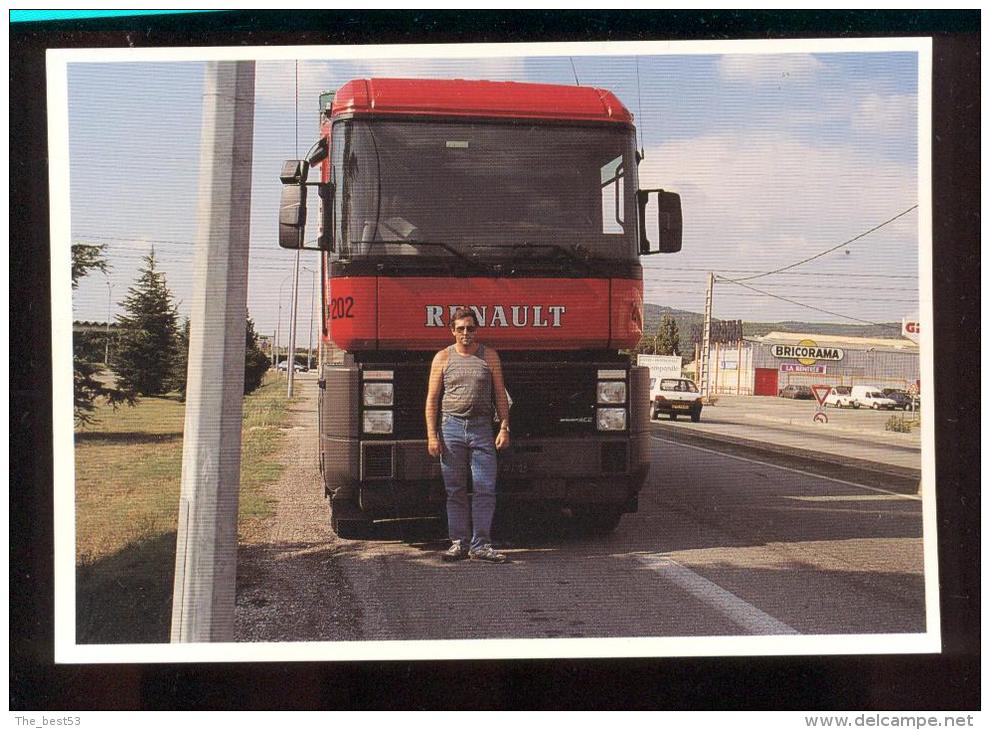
[67,46,921,344]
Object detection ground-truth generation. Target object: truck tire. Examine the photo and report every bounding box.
[573,507,623,535]
[329,499,375,539]
[691,410,701,423]
[331,514,375,540]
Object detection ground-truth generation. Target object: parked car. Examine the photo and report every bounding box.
[850,385,897,410]
[779,384,814,400]
[824,385,859,408]
[652,378,703,422]
[882,388,918,411]
[276,359,307,372]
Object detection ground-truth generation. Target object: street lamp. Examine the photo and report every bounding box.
[275,271,294,375]
[104,278,115,366]
[302,265,317,371]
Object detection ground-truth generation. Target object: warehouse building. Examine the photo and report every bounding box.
[700,331,920,396]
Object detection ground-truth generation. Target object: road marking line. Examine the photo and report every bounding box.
[783,495,910,502]
[637,555,799,635]
[651,435,922,501]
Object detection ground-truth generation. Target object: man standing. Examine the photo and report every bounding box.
[425,307,511,563]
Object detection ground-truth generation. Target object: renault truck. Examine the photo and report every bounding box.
[277,78,682,537]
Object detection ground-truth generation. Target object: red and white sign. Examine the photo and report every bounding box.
[780,363,826,374]
[902,315,920,343]
[811,384,833,407]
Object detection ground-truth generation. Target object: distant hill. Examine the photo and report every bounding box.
[642,303,902,358]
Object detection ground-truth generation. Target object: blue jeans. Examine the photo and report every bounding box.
[440,413,497,550]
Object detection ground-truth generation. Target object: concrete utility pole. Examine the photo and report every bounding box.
[171,60,255,643]
[104,279,114,365]
[274,303,282,373]
[699,272,715,398]
[303,265,316,371]
[275,271,293,377]
[287,249,301,396]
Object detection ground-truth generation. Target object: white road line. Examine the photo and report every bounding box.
[637,555,799,635]
[783,495,909,502]
[651,434,922,501]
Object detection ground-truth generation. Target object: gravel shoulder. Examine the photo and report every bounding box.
[234,374,362,642]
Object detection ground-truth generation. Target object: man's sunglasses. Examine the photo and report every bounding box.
[453,325,477,333]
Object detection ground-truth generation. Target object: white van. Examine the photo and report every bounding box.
[824,385,858,408]
[851,385,897,410]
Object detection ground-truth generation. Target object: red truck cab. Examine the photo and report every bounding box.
[278,78,682,537]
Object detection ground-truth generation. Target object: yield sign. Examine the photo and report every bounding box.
[811,384,833,407]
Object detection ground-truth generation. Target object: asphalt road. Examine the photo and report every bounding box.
[235,375,927,646]
[317,428,926,642]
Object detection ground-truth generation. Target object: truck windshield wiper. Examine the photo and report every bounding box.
[373,239,494,275]
[506,242,594,273]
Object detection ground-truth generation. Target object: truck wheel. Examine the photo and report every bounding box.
[691,411,701,423]
[331,514,375,540]
[329,499,375,539]
[852,402,860,409]
[573,507,622,535]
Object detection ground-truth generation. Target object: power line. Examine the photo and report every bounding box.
[647,278,918,292]
[645,265,919,279]
[722,204,919,283]
[716,277,902,330]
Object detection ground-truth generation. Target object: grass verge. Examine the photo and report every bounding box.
[74,373,292,643]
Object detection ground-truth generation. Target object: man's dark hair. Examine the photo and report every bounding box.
[450,307,479,328]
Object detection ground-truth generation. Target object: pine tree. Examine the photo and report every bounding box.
[173,311,271,400]
[243,314,271,395]
[114,249,182,396]
[656,314,681,356]
[174,317,191,401]
[71,243,137,425]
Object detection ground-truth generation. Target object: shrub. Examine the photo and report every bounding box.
[885,414,913,433]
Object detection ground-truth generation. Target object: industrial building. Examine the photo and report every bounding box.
[697,331,920,396]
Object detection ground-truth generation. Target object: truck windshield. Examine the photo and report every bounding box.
[330,119,639,262]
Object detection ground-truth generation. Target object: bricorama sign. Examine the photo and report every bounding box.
[770,339,845,366]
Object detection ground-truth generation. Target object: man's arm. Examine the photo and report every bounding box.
[486,348,511,450]
[425,349,447,456]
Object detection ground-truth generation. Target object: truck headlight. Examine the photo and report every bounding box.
[363,410,393,434]
[597,407,627,431]
[363,382,394,406]
[597,381,626,404]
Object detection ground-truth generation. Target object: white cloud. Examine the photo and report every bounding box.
[718,54,823,85]
[638,131,918,321]
[852,93,917,138]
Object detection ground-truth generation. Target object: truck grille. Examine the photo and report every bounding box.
[503,363,598,439]
[367,360,613,440]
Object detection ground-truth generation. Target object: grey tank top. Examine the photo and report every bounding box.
[441,344,493,419]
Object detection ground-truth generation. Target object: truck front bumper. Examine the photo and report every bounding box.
[344,434,650,519]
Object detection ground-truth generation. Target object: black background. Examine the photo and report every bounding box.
[10,10,980,710]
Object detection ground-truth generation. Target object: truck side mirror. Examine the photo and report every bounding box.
[279,160,309,250]
[279,183,307,249]
[637,189,683,255]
